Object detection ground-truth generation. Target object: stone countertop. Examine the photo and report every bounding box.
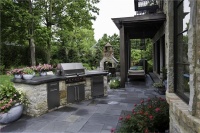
[12,71,108,85]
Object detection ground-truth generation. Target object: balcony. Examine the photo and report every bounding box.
[134,0,163,15]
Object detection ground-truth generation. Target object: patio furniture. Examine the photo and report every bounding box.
[128,59,147,80]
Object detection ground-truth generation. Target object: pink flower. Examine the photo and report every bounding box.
[141,100,144,104]
[147,98,151,102]
[145,128,149,133]
[119,116,123,120]
[144,112,148,116]
[111,128,115,133]
[149,115,153,120]
[132,109,134,113]
[139,110,144,114]
[134,104,137,107]
[126,114,131,120]
[155,107,160,112]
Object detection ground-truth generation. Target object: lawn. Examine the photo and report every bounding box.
[0,75,13,85]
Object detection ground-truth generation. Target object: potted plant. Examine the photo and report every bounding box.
[22,67,35,80]
[8,68,24,79]
[153,82,165,95]
[0,82,28,124]
[36,64,53,76]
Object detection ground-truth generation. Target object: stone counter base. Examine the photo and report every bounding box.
[14,76,108,117]
[166,92,200,133]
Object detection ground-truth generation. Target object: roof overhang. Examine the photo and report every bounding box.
[112,13,166,39]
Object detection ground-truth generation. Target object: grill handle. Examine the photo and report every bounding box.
[75,86,77,100]
[78,87,79,100]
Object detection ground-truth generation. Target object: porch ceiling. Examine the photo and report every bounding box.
[112,13,166,39]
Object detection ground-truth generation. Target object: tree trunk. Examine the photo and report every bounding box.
[29,0,36,66]
[29,38,36,66]
[46,38,51,64]
[46,0,52,64]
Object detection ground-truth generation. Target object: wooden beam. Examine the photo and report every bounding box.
[120,25,126,88]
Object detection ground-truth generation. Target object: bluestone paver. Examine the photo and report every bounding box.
[0,74,165,133]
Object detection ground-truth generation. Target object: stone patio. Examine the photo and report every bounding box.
[0,75,165,133]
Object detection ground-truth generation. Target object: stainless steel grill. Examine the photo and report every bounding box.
[57,63,85,103]
[57,63,85,83]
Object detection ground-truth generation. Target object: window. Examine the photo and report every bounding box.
[174,0,190,103]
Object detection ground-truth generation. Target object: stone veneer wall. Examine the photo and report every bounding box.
[59,81,67,106]
[165,0,200,133]
[104,76,108,96]
[85,76,108,98]
[166,92,200,133]
[14,83,48,117]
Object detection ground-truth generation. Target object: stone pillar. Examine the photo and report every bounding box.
[59,81,67,106]
[104,76,108,96]
[189,0,199,116]
[165,0,174,92]
[85,78,92,100]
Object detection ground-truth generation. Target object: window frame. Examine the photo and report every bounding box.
[174,0,190,104]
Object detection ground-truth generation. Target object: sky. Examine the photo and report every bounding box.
[92,0,136,41]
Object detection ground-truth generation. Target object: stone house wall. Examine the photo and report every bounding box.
[164,0,200,133]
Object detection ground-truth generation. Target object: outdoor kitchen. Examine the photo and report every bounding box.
[12,63,108,117]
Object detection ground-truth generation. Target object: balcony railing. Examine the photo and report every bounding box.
[134,0,164,15]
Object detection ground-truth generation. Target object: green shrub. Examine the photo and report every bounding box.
[109,78,120,89]
[148,60,153,72]
[116,97,169,133]
[0,75,12,85]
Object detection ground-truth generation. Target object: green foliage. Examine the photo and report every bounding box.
[109,78,121,89]
[0,65,5,75]
[131,49,143,64]
[0,83,28,113]
[1,0,99,66]
[131,39,153,67]
[148,60,153,72]
[23,67,34,74]
[153,82,164,88]
[0,75,12,85]
[117,97,169,133]
[161,67,167,81]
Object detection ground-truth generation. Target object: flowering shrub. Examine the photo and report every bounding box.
[36,64,53,72]
[0,82,28,114]
[116,97,169,133]
[7,68,23,75]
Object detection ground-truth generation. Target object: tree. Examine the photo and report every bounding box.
[34,0,99,63]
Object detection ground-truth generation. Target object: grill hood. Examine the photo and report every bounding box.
[57,63,85,76]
